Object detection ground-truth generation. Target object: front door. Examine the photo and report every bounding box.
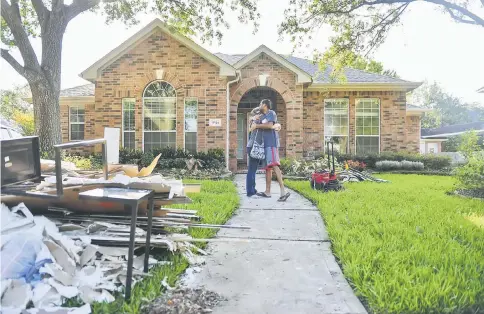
[236,113,246,162]
[237,112,254,166]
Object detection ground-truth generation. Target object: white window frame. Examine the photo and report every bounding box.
[69,105,85,141]
[323,98,350,153]
[122,98,136,150]
[184,97,198,152]
[141,80,177,151]
[354,98,381,154]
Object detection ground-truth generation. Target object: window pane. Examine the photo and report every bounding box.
[69,106,85,141]
[356,99,380,136]
[143,81,176,98]
[325,136,348,154]
[324,99,349,137]
[70,124,84,140]
[143,81,177,150]
[185,132,197,153]
[144,132,176,151]
[184,98,198,133]
[144,98,176,131]
[356,137,379,154]
[123,132,135,150]
[122,99,135,133]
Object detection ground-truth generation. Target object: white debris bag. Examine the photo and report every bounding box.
[1,236,52,283]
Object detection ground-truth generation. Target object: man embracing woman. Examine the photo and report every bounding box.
[246,99,290,202]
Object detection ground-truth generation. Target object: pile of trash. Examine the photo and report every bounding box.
[0,203,206,314]
[338,169,389,183]
[141,287,225,314]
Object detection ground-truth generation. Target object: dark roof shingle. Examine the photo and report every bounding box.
[60,84,95,97]
[421,122,484,137]
[215,53,411,84]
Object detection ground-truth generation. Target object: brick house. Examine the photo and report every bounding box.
[58,18,425,171]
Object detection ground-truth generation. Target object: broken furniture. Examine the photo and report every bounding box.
[1,137,108,198]
[1,137,153,301]
[77,187,155,301]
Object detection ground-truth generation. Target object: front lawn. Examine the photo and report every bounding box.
[286,174,484,314]
[92,179,239,314]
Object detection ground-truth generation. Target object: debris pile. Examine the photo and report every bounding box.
[141,287,226,314]
[0,146,247,313]
[0,203,208,313]
[338,169,389,183]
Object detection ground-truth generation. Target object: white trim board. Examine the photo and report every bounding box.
[233,45,312,84]
[422,129,484,138]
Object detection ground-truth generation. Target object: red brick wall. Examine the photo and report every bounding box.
[60,101,95,154]
[303,90,419,156]
[405,115,421,153]
[93,29,228,152]
[58,36,420,163]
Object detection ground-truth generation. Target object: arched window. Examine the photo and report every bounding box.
[143,81,176,151]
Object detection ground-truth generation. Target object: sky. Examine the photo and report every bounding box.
[1,0,484,105]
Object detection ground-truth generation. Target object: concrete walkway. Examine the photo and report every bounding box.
[184,174,367,314]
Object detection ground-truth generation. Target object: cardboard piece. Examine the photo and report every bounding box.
[133,154,161,177]
[104,128,120,164]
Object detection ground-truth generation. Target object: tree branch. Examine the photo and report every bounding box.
[0,48,25,75]
[426,0,484,26]
[316,0,483,27]
[445,8,478,25]
[31,0,49,26]
[10,0,21,19]
[65,0,117,22]
[1,48,41,82]
[362,0,484,27]
[1,0,40,70]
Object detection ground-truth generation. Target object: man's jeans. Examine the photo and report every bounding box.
[246,155,259,196]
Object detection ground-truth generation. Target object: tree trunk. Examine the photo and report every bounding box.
[32,10,67,156]
[30,81,62,155]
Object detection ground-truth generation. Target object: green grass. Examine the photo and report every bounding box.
[92,179,239,313]
[286,174,484,314]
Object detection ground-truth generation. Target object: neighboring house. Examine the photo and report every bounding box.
[420,121,484,154]
[50,18,426,171]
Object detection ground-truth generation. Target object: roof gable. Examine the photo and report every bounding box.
[80,19,236,82]
[232,45,312,84]
[216,52,420,90]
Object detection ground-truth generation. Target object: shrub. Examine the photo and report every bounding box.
[345,160,366,171]
[455,131,484,190]
[63,154,93,170]
[375,160,401,171]
[119,148,143,165]
[338,152,450,170]
[118,147,226,171]
[12,110,35,135]
[376,160,425,171]
[401,160,424,170]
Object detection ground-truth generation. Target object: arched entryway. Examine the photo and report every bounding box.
[234,87,287,170]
